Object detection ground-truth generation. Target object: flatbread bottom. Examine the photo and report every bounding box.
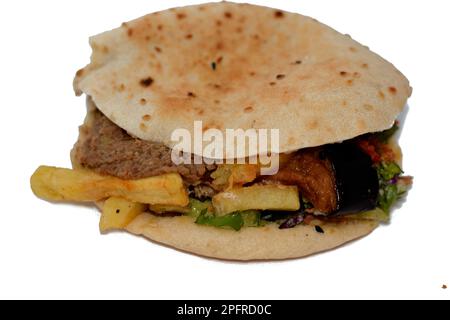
[126,214,378,260]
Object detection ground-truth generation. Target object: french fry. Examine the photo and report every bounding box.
[100,197,147,233]
[212,185,300,216]
[149,204,190,214]
[211,164,259,189]
[30,166,189,206]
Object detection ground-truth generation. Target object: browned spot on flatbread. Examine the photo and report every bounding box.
[140,77,154,87]
[203,124,212,131]
[140,122,148,131]
[139,98,147,106]
[307,119,319,130]
[364,104,374,111]
[378,91,385,100]
[142,114,151,121]
[389,86,397,94]
[274,10,284,18]
[244,106,254,113]
[216,41,224,50]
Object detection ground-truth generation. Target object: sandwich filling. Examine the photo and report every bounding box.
[70,106,412,231]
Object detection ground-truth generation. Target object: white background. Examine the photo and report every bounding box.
[0,0,449,300]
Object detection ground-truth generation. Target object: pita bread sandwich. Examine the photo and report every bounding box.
[31,2,412,260]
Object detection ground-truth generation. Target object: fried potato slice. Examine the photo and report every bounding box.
[100,197,147,233]
[30,166,188,206]
[211,164,259,190]
[212,185,300,216]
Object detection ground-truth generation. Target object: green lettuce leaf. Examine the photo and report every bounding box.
[377,162,403,181]
[195,210,244,231]
[187,198,212,218]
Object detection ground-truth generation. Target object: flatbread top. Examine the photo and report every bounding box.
[74,2,411,158]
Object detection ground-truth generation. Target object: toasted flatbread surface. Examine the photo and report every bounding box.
[74,2,410,158]
[126,214,379,260]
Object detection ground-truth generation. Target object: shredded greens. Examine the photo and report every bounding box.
[196,211,244,231]
[376,163,410,213]
[377,162,403,181]
[374,148,408,214]
[195,210,262,231]
[369,122,411,215]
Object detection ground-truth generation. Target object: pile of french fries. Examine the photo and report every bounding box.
[31,166,189,232]
[31,165,301,232]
